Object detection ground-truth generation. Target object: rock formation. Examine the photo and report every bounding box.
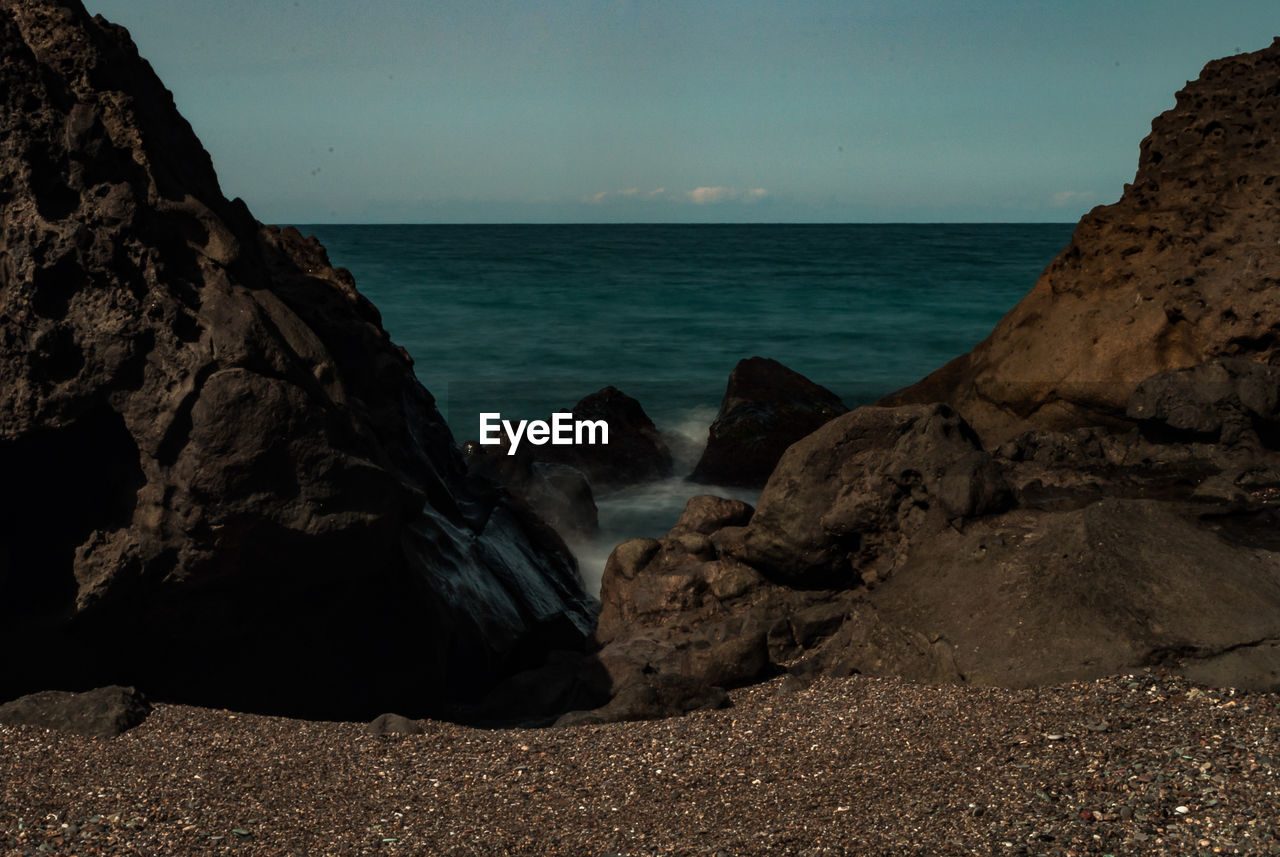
[570,378,1280,723]
[886,39,1280,446]
[463,386,672,538]
[691,357,848,487]
[536,386,674,490]
[0,0,593,719]
[563,42,1280,723]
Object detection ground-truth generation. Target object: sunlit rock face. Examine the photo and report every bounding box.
[887,39,1280,446]
[0,0,594,719]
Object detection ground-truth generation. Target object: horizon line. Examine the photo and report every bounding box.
[284,220,1080,227]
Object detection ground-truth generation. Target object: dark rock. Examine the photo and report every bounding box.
[0,686,150,737]
[734,403,1009,586]
[588,387,1280,718]
[461,385,671,540]
[537,386,674,490]
[885,39,1280,445]
[473,649,611,726]
[463,438,599,537]
[556,677,729,727]
[691,357,848,487]
[0,0,593,720]
[872,497,1280,689]
[1127,357,1280,446]
[367,713,424,736]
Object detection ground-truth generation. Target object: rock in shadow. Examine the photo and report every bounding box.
[690,357,848,488]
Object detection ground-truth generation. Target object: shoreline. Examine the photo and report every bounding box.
[3,670,1273,856]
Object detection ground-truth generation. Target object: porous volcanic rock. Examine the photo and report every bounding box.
[886,39,1280,445]
[691,357,848,487]
[0,0,593,719]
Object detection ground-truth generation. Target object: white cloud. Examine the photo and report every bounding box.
[585,186,768,205]
[585,187,669,204]
[687,186,769,204]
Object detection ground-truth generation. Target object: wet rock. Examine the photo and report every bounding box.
[538,386,674,490]
[691,357,848,487]
[464,438,599,537]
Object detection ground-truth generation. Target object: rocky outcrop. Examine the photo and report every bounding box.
[886,39,1280,445]
[0,0,593,719]
[554,42,1280,724]
[567,361,1280,722]
[691,357,848,487]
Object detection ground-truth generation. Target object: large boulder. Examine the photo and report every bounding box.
[0,685,151,737]
[885,39,1280,445]
[0,0,594,720]
[732,404,1011,587]
[691,357,848,487]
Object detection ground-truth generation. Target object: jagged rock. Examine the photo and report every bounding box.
[0,0,594,720]
[691,357,848,487]
[537,386,674,490]
[885,39,1280,445]
[1127,357,1280,446]
[0,686,150,737]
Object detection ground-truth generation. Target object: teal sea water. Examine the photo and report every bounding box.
[300,223,1075,592]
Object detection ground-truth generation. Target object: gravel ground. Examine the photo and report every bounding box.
[2,671,1278,856]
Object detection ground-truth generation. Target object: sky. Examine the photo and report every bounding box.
[87,1,1280,225]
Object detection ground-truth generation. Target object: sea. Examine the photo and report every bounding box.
[299,223,1076,595]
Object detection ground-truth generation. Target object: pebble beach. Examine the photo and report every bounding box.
[3,671,1277,856]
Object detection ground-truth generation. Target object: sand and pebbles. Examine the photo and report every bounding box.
[3,671,1277,856]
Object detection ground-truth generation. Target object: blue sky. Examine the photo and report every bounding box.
[89,1,1280,224]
